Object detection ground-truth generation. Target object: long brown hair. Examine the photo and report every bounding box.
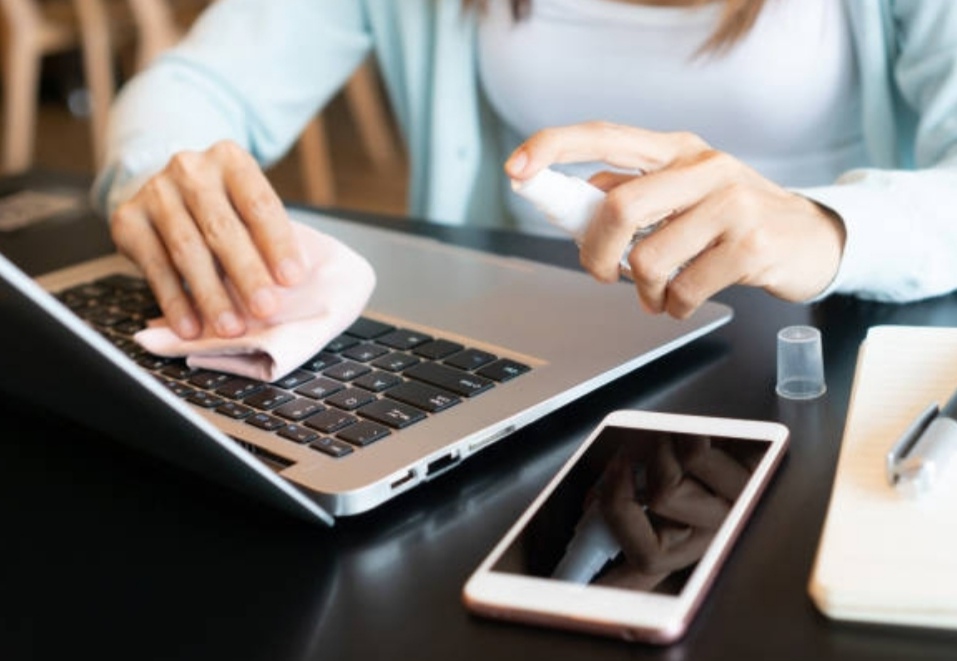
[465,0,769,54]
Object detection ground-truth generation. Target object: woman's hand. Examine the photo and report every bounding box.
[109,140,306,339]
[506,122,846,319]
[592,434,753,591]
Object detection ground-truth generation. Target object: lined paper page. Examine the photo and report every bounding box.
[810,326,957,627]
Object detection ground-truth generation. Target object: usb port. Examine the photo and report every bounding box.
[426,452,461,478]
[390,469,417,491]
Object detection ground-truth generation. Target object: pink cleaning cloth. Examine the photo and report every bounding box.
[134,221,376,382]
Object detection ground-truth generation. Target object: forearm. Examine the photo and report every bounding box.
[94,62,255,217]
[93,0,372,216]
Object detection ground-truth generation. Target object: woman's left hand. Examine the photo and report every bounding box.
[506,122,846,319]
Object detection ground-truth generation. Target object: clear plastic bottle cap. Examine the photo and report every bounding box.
[776,325,826,400]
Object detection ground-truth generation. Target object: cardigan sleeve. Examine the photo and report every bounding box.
[798,1,957,303]
[92,0,373,217]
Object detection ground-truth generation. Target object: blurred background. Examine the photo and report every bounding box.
[1,0,408,216]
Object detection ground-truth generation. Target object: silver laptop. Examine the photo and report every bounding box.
[0,204,731,525]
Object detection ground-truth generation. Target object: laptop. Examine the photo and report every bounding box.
[0,182,732,526]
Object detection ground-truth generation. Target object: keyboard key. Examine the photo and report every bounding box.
[358,399,426,429]
[61,282,110,302]
[117,294,159,315]
[96,274,151,293]
[324,361,372,382]
[215,378,265,400]
[156,377,194,398]
[304,409,357,434]
[274,398,324,421]
[295,377,345,400]
[188,370,233,390]
[85,308,131,328]
[353,370,402,393]
[244,387,295,411]
[377,329,433,351]
[246,412,285,431]
[215,401,254,419]
[413,339,465,360]
[136,354,171,370]
[371,352,420,373]
[324,334,360,353]
[325,387,376,411]
[386,380,460,413]
[160,363,194,379]
[301,351,342,372]
[277,424,319,444]
[342,343,390,363]
[110,336,137,352]
[115,319,147,336]
[186,391,226,408]
[444,348,497,371]
[337,421,390,447]
[308,437,354,459]
[405,362,494,397]
[477,358,531,382]
[273,369,315,390]
[345,317,395,339]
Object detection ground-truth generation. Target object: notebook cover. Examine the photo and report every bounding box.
[809,326,957,629]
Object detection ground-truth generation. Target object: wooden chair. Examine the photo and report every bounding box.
[124,0,202,69]
[125,0,402,206]
[0,0,134,172]
[296,60,402,206]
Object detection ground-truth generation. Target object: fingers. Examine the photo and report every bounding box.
[598,455,660,566]
[505,123,844,320]
[582,149,730,285]
[142,171,246,337]
[111,203,201,339]
[178,153,278,322]
[220,144,304,288]
[598,449,719,576]
[110,141,303,337]
[505,122,709,180]
[635,183,842,318]
[675,435,753,501]
[647,436,731,529]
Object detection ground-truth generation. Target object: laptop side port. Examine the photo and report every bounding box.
[390,468,417,491]
[425,452,461,479]
[231,437,295,472]
[468,424,517,453]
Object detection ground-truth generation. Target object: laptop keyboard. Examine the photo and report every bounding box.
[56,273,530,460]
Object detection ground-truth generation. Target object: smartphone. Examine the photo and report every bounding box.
[463,409,789,644]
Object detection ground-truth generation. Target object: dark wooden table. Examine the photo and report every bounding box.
[3,173,957,660]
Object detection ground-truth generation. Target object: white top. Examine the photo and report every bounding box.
[478,0,869,234]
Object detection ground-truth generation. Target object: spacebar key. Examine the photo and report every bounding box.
[404,362,494,397]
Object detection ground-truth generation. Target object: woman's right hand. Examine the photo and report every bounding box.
[109,140,307,339]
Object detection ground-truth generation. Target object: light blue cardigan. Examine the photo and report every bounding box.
[95,0,957,302]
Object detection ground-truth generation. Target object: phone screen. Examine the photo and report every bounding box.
[491,426,771,596]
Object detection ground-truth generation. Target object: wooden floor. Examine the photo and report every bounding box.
[32,92,409,217]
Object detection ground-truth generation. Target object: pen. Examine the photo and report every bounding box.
[886,387,957,497]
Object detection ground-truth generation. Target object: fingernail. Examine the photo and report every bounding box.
[505,149,529,177]
[250,287,279,318]
[277,258,304,285]
[176,315,200,339]
[216,311,244,337]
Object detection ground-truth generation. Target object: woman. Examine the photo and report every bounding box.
[94,0,957,335]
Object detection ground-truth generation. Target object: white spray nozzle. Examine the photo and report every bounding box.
[511,168,605,240]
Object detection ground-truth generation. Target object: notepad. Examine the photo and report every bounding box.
[809,325,957,630]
